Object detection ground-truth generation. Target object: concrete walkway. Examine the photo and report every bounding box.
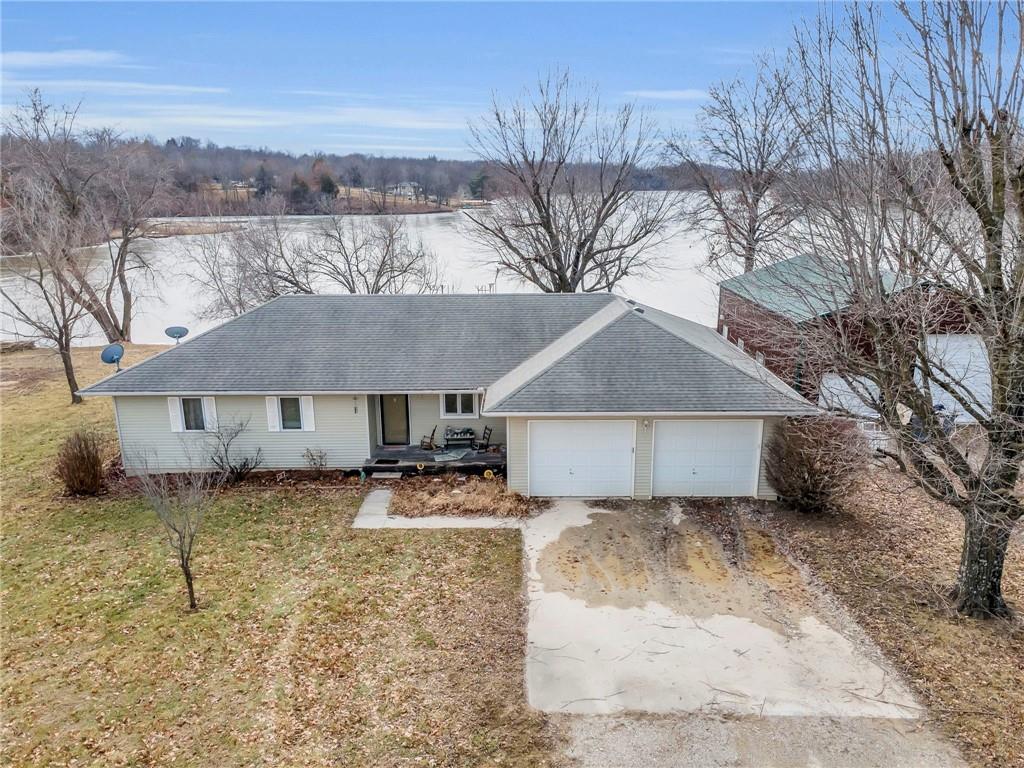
[351,489,523,529]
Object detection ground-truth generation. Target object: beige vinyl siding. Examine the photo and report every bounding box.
[367,395,380,449]
[634,419,655,498]
[508,415,779,500]
[757,417,781,499]
[506,418,529,494]
[116,395,370,473]
[404,394,507,447]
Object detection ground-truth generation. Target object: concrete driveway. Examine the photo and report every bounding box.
[523,499,963,767]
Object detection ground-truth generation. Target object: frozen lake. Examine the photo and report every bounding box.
[1,210,721,346]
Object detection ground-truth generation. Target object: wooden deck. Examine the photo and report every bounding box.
[363,445,506,475]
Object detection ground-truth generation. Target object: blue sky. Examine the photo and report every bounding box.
[2,2,813,158]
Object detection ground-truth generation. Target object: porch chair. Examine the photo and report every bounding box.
[419,426,437,450]
[472,425,493,451]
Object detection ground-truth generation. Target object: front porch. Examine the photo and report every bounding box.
[364,444,507,476]
[364,392,508,476]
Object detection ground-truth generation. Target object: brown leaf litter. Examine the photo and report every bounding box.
[758,468,1023,768]
[389,475,549,518]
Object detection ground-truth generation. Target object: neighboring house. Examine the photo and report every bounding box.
[717,254,990,423]
[80,294,816,499]
[388,181,421,199]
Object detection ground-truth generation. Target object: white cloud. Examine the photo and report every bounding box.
[3,49,130,69]
[625,89,708,101]
[70,102,467,133]
[321,142,465,154]
[3,78,228,95]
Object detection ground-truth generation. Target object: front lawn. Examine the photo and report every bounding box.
[0,347,558,766]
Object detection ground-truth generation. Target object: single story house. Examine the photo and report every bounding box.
[80,294,817,499]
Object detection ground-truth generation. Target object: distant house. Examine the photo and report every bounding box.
[388,181,421,199]
[81,294,815,499]
[717,254,990,423]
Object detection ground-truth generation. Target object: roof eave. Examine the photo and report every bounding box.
[481,408,821,417]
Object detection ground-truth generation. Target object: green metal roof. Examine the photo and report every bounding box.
[719,254,900,323]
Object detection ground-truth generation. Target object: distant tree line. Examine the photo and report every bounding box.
[139,137,694,216]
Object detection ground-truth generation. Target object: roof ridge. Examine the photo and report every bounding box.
[482,296,631,411]
[632,304,815,407]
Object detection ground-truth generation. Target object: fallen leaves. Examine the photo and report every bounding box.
[389,475,548,519]
[1,347,562,767]
[765,469,1023,768]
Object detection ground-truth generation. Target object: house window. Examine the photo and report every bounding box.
[441,392,477,418]
[279,397,303,430]
[181,398,206,431]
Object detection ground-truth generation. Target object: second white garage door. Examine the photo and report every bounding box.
[652,420,762,497]
[528,420,635,497]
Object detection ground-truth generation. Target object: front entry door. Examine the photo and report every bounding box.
[380,394,410,445]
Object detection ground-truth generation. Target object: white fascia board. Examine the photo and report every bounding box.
[483,298,631,411]
[481,409,819,418]
[81,388,485,398]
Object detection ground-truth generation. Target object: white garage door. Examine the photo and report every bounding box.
[529,420,635,497]
[652,420,762,497]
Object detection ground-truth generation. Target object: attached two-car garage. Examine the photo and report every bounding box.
[525,418,764,498]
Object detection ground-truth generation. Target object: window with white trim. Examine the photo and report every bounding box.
[181,397,206,431]
[440,392,477,418]
[279,397,302,430]
[266,395,315,432]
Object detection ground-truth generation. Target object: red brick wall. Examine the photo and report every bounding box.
[717,287,804,388]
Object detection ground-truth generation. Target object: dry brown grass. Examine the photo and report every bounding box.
[144,221,239,237]
[1,346,562,767]
[389,475,547,518]
[763,469,1023,768]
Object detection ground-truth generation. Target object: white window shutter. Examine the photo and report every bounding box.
[266,396,281,432]
[301,396,315,431]
[167,397,184,432]
[203,397,218,432]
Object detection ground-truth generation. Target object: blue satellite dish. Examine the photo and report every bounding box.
[100,343,125,371]
[165,326,189,344]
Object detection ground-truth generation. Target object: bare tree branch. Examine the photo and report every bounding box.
[465,71,677,292]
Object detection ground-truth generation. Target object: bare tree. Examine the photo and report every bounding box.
[0,174,92,403]
[465,72,677,292]
[186,213,449,318]
[183,209,313,318]
[206,418,263,483]
[776,2,1023,617]
[3,92,169,343]
[307,216,445,294]
[135,464,224,611]
[366,157,394,213]
[88,133,172,341]
[667,65,803,274]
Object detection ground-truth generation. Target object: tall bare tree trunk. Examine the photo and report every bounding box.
[954,506,1013,618]
[59,348,82,404]
[181,556,197,611]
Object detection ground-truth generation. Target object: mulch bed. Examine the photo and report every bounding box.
[763,469,1023,768]
[389,474,548,518]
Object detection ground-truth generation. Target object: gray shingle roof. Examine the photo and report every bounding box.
[484,308,817,414]
[82,293,617,394]
[82,293,817,415]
